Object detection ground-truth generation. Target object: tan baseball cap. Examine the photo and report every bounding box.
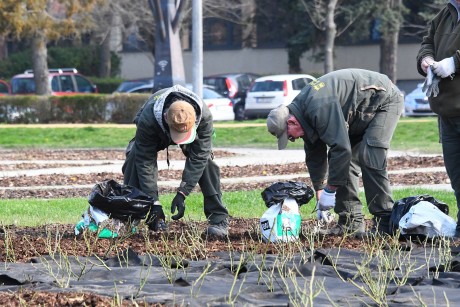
[267,105,290,150]
[166,100,197,145]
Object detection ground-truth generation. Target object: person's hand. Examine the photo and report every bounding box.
[318,189,336,211]
[171,192,186,220]
[316,201,334,225]
[432,57,455,78]
[146,201,167,231]
[421,56,434,74]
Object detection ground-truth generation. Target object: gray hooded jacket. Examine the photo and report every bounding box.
[122,85,214,199]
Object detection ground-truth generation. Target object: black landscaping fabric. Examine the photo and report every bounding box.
[2,246,460,306]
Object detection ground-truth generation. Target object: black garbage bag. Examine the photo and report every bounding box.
[261,181,314,208]
[88,179,165,230]
[389,194,449,235]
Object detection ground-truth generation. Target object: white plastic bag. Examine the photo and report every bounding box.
[399,201,456,238]
[260,197,301,243]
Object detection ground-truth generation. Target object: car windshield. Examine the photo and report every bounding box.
[11,77,35,94]
[250,81,284,92]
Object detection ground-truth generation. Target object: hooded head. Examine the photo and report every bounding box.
[266,105,290,150]
[165,100,197,144]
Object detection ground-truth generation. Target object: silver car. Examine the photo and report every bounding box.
[404,83,436,117]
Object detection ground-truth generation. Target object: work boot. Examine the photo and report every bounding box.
[367,215,393,237]
[206,218,229,238]
[317,222,365,238]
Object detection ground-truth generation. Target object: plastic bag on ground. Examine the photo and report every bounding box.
[261,181,314,208]
[399,201,456,238]
[75,180,166,237]
[260,197,301,243]
[390,194,449,235]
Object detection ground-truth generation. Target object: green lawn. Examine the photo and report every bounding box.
[0,188,456,227]
[0,117,442,153]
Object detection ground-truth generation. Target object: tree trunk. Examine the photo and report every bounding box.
[242,0,257,48]
[379,0,401,83]
[99,29,112,77]
[379,31,398,83]
[98,8,114,78]
[31,33,50,95]
[0,35,7,60]
[324,0,338,74]
[288,50,302,74]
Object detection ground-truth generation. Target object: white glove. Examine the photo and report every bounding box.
[432,57,455,78]
[316,201,334,225]
[421,56,434,74]
[318,189,336,210]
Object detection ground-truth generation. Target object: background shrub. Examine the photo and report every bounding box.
[0,93,150,124]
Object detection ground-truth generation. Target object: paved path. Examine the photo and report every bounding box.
[0,148,453,193]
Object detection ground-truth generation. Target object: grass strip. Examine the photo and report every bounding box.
[0,188,456,227]
[0,117,442,153]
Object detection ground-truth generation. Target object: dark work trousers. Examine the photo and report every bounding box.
[198,158,229,224]
[439,116,460,231]
[335,89,403,227]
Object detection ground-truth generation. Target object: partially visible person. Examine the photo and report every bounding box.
[122,84,229,237]
[417,0,460,237]
[267,69,404,237]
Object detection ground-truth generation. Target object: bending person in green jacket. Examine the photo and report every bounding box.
[267,69,404,237]
[122,85,229,237]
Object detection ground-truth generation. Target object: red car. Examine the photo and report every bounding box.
[10,68,98,95]
[0,79,11,95]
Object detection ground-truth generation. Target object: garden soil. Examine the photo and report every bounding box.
[1,148,459,306]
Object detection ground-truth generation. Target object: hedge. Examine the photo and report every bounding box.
[0,94,150,124]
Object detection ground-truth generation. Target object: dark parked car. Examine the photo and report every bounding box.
[203,73,260,120]
[113,78,154,93]
[0,80,11,95]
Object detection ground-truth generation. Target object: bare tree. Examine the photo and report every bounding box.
[373,0,406,82]
[300,0,372,74]
[90,0,155,77]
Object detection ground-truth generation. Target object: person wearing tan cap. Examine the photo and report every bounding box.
[267,69,404,237]
[122,84,229,237]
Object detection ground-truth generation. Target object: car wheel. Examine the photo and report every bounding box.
[234,104,245,121]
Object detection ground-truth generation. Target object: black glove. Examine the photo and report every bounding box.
[146,202,166,231]
[171,192,186,220]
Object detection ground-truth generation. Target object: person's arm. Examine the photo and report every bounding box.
[178,106,214,195]
[310,99,352,189]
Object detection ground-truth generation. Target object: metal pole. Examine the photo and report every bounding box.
[192,0,203,98]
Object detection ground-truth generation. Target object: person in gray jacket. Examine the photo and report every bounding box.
[417,0,460,237]
[267,69,404,236]
[122,85,229,237]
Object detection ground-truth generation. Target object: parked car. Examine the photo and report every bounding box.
[404,83,436,117]
[113,78,154,93]
[123,83,154,94]
[203,73,260,121]
[0,80,11,95]
[244,74,316,119]
[10,68,98,95]
[124,83,234,121]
